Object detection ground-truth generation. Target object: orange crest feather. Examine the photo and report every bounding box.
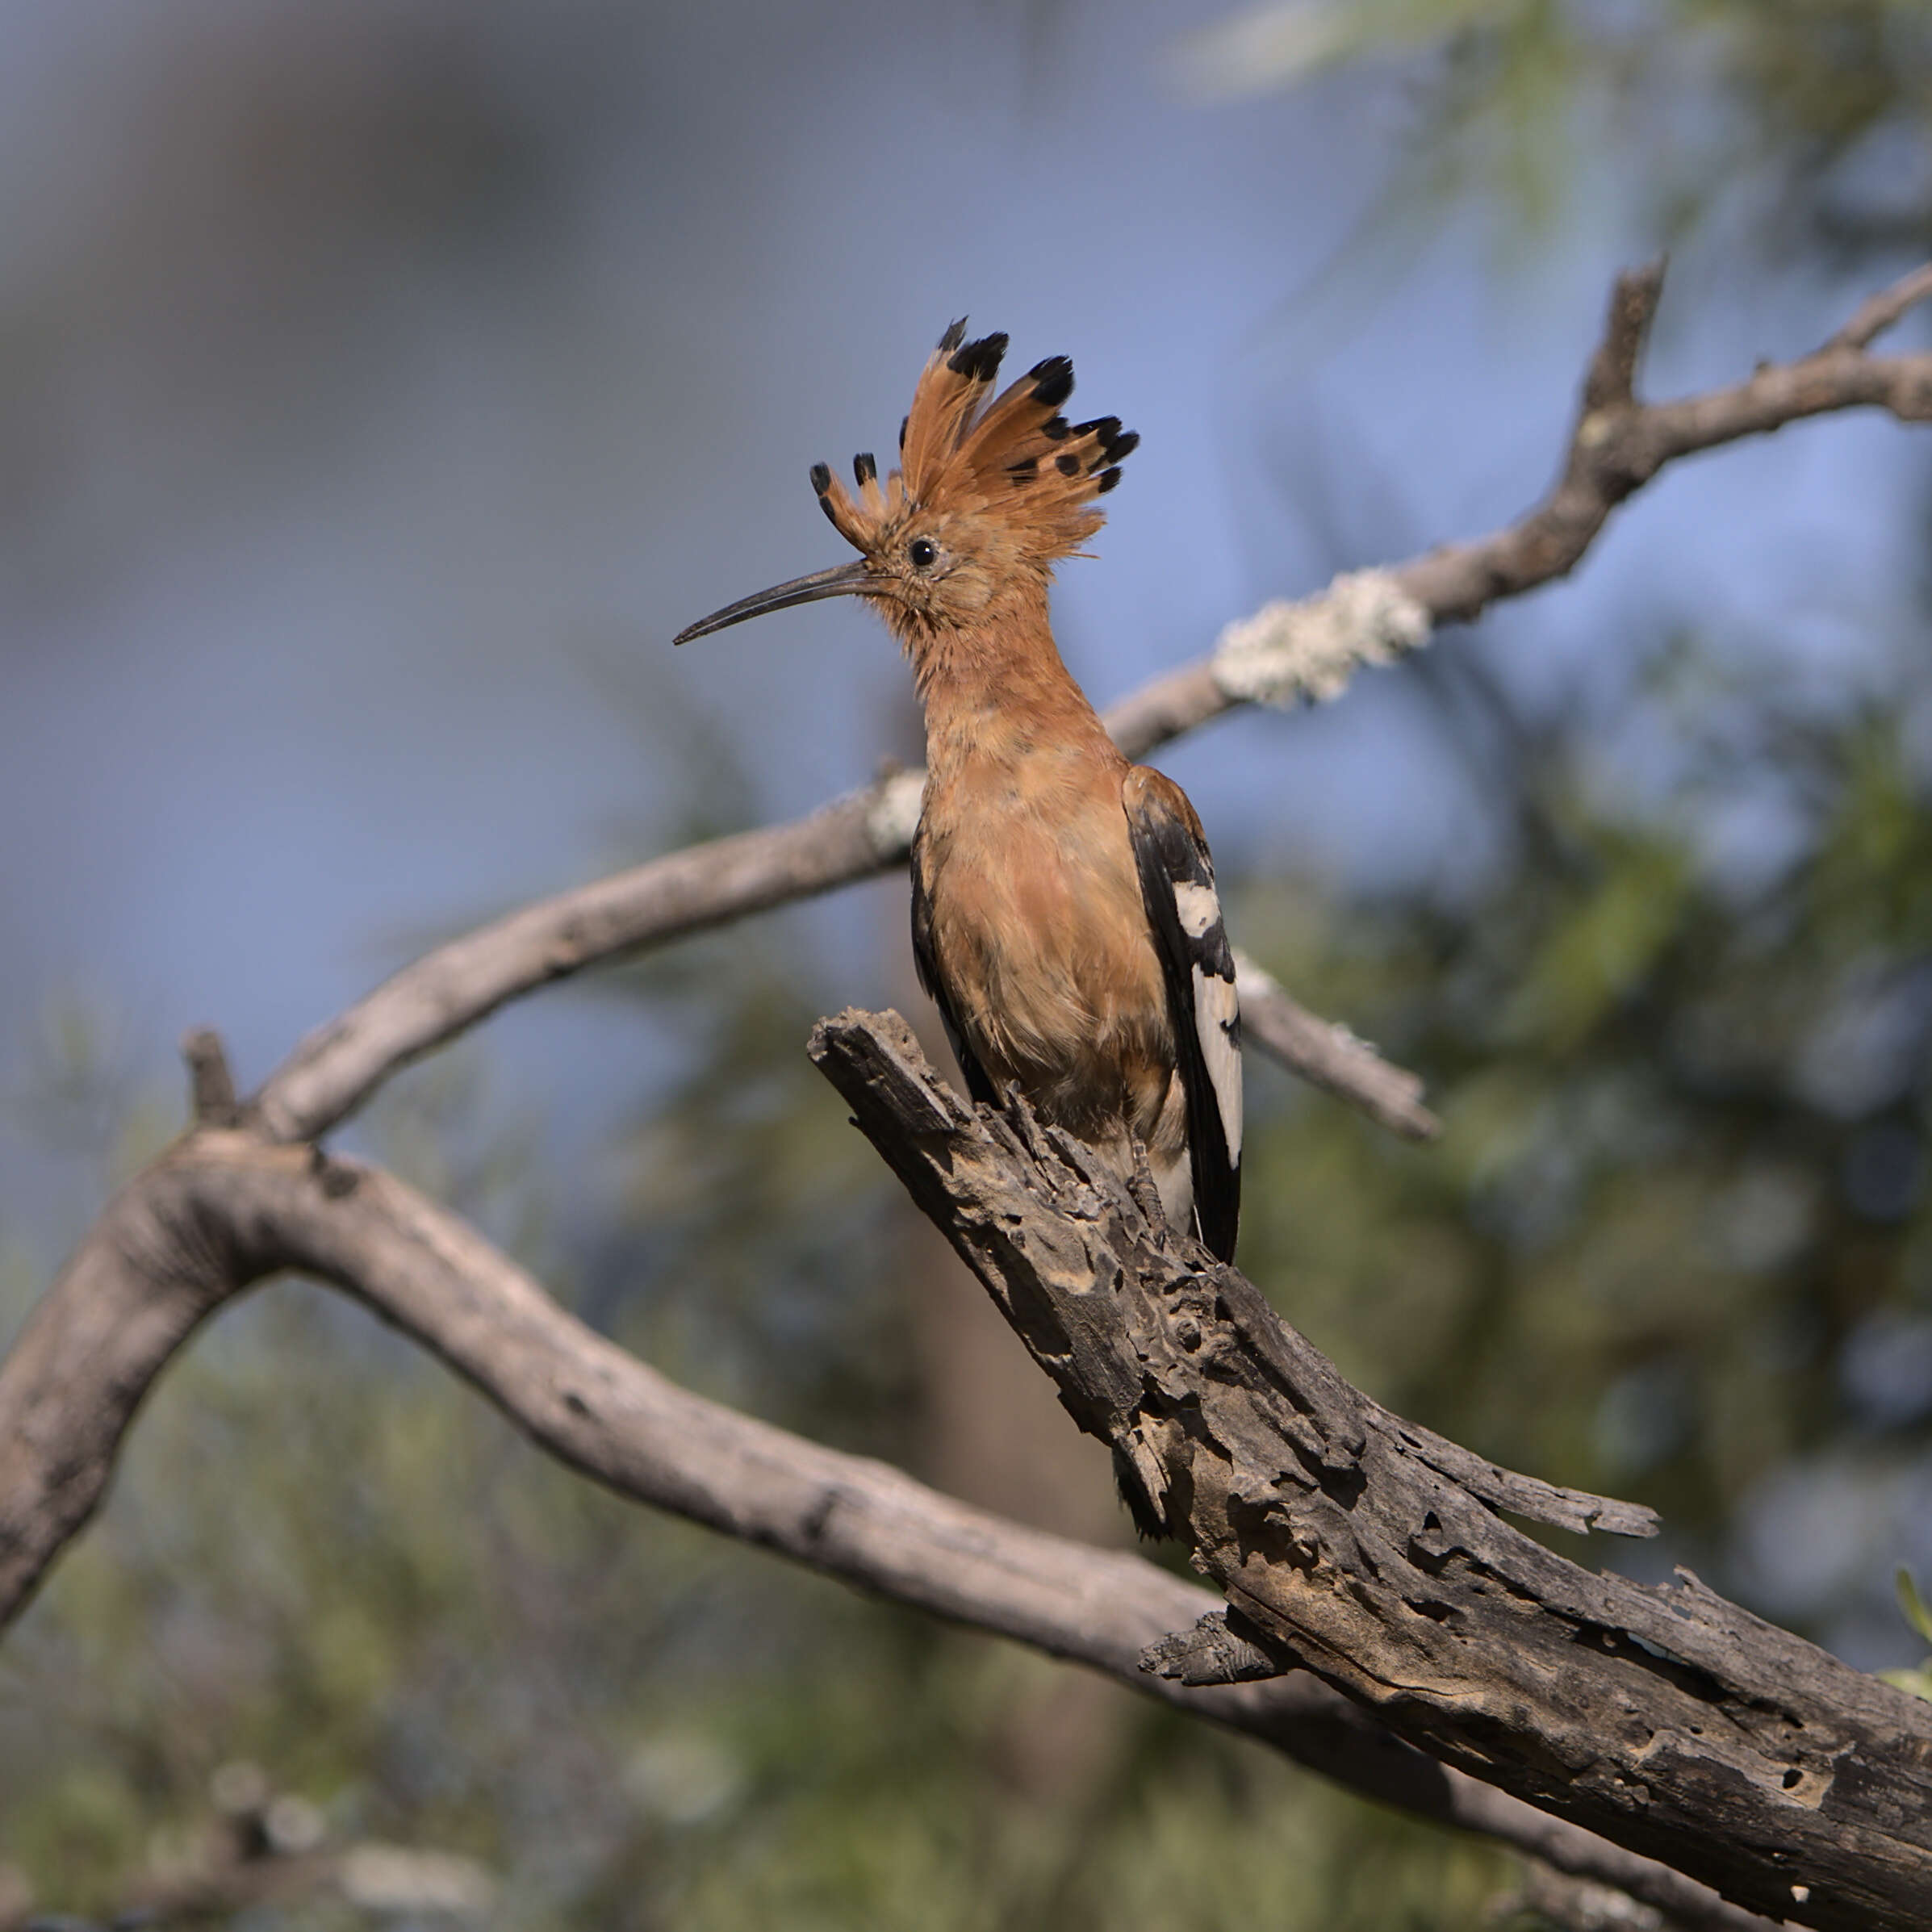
[811,320,1138,567]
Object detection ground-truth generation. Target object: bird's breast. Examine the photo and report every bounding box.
[919,761,1170,1135]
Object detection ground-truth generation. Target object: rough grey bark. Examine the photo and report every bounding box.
[810,1007,1932,1932]
[0,1107,1771,1932]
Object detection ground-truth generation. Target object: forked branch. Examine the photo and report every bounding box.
[810,1007,1932,1932]
[250,260,1932,1152]
[0,1115,1767,1931]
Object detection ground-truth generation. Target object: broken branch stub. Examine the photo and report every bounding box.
[808,1006,1932,1932]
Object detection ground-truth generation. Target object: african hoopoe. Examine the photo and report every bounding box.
[675,323,1240,1260]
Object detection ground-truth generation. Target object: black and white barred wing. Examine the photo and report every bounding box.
[910,819,999,1109]
[1123,766,1242,1261]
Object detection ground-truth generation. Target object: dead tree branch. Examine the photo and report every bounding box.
[1232,947,1437,1140]
[245,799,1424,1148]
[810,1007,1932,1932]
[1103,256,1932,751]
[248,258,1932,1152]
[0,1117,1769,1932]
[1822,261,1932,354]
[15,257,1932,1926]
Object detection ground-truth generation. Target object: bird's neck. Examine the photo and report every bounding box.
[908,593,1118,788]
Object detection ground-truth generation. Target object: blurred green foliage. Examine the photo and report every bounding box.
[1880,1566,1932,1700]
[1182,0,1932,257]
[1240,642,1932,1550]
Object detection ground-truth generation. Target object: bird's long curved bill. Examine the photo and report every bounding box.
[673,560,878,644]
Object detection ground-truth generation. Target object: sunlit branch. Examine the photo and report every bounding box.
[251,258,1932,1151]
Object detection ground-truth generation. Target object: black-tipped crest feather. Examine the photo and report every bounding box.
[1028,356,1075,408]
[947,332,1009,383]
[792,322,1140,572]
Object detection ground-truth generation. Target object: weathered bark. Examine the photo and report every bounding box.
[0,1120,1772,1932]
[810,1007,1932,1932]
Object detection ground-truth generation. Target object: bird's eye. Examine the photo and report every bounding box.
[909,537,938,570]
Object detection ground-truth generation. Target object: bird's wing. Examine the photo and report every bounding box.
[910,823,999,1108]
[1122,766,1242,1261]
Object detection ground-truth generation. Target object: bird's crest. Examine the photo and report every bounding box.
[811,320,1138,567]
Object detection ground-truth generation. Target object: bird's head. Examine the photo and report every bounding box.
[673,321,1136,649]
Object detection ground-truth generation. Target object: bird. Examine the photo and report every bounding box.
[675,321,1240,1261]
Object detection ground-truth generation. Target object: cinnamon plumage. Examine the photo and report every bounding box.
[676,323,1241,1259]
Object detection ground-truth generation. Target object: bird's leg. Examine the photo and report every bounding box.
[1124,1131,1169,1239]
[998,1079,1052,1165]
